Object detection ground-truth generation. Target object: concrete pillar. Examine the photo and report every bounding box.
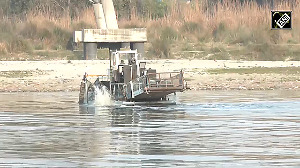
[93,3,107,29]
[84,43,97,60]
[102,0,118,29]
[131,42,145,57]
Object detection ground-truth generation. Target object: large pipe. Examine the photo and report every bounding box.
[93,3,107,29]
[101,0,119,29]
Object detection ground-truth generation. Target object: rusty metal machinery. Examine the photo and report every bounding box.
[79,50,186,104]
[78,1,186,104]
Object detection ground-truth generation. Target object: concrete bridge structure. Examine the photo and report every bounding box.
[73,0,147,60]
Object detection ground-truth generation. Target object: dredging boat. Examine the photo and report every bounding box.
[79,50,186,104]
[74,0,186,104]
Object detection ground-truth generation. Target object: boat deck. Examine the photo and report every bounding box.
[129,72,185,101]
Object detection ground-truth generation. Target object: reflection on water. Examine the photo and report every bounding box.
[0,91,299,167]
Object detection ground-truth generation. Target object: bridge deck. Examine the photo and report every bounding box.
[74,28,147,43]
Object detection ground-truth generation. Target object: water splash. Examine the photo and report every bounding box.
[94,85,113,106]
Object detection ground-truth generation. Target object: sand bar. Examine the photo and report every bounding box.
[0,60,299,92]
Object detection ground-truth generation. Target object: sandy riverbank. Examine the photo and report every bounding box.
[0,60,299,92]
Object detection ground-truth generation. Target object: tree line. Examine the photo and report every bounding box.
[0,0,170,20]
[1,0,296,20]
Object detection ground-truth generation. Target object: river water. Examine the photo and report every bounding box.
[0,90,299,167]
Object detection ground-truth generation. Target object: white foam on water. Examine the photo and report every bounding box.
[94,86,113,106]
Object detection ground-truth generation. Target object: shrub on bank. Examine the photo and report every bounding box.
[0,0,299,61]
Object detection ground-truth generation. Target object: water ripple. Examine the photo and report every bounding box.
[0,91,299,167]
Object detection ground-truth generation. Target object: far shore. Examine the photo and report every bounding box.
[0,60,299,92]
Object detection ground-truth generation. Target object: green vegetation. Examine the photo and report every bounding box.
[0,0,299,60]
[0,70,33,78]
[208,67,300,75]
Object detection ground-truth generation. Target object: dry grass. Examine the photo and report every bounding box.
[140,0,300,59]
[25,7,96,29]
[0,42,7,54]
[0,0,300,60]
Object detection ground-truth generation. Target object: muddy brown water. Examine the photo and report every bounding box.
[0,90,299,167]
